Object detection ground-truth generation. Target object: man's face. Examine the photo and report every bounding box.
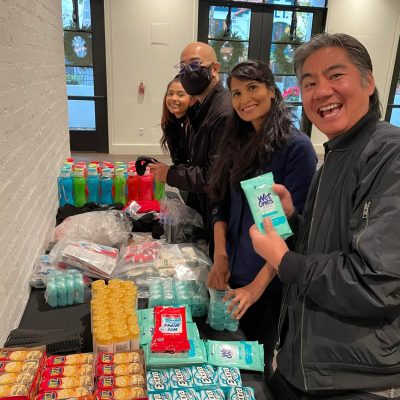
[299,47,375,140]
[180,44,219,79]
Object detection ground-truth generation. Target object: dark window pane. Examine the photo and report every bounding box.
[389,108,400,127]
[267,0,294,5]
[394,81,400,105]
[234,0,264,2]
[64,32,93,66]
[208,7,251,41]
[287,105,302,129]
[219,72,229,89]
[78,0,92,30]
[209,40,249,73]
[66,67,94,96]
[272,11,313,42]
[270,43,300,74]
[68,99,96,130]
[62,0,77,30]
[298,0,326,7]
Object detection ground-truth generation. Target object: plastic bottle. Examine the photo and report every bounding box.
[139,168,153,200]
[113,328,131,352]
[95,331,114,353]
[128,322,140,350]
[72,168,87,207]
[154,180,166,201]
[127,170,140,203]
[87,167,100,203]
[99,167,113,205]
[58,167,74,207]
[114,168,127,205]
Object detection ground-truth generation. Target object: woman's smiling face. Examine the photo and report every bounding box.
[230,77,275,133]
[165,81,191,118]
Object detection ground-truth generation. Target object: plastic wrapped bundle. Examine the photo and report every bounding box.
[207,289,239,332]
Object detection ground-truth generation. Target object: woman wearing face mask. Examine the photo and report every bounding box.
[160,76,192,166]
[207,60,317,380]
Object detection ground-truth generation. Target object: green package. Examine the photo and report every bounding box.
[240,172,292,238]
[205,340,264,372]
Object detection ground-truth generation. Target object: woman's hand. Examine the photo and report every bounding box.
[207,254,230,290]
[224,282,264,320]
[148,162,170,182]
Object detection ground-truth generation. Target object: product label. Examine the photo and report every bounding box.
[160,314,182,333]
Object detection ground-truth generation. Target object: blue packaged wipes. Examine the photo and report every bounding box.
[240,172,292,238]
[197,389,225,400]
[205,340,264,372]
[216,366,242,394]
[191,364,218,390]
[147,369,170,392]
[169,366,194,390]
[171,389,199,400]
[227,387,256,400]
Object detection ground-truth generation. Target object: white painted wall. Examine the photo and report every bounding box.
[0,1,70,344]
[310,0,400,154]
[105,0,198,155]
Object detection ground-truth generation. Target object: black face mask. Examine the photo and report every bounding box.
[180,65,213,95]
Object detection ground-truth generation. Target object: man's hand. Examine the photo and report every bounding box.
[273,184,295,218]
[249,218,289,270]
[148,162,170,183]
[207,254,230,290]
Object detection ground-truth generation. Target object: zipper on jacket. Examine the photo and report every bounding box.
[299,151,331,391]
[355,200,371,253]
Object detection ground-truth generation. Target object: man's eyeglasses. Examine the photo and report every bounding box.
[174,59,205,74]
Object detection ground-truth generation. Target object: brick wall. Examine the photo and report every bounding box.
[0,0,70,344]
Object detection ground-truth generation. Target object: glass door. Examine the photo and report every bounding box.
[198,0,327,133]
[62,0,108,152]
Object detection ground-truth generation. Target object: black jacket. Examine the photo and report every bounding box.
[277,113,400,392]
[164,115,190,166]
[166,81,233,237]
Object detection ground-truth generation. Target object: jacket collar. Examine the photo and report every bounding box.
[323,111,379,156]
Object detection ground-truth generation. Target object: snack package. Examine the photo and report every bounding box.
[39,375,94,391]
[205,340,264,372]
[0,372,34,385]
[169,367,194,390]
[42,364,94,378]
[170,389,199,400]
[46,353,95,366]
[240,172,292,238]
[150,306,190,353]
[197,389,225,400]
[191,364,217,390]
[146,369,170,393]
[98,351,142,365]
[97,374,146,389]
[0,350,43,361]
[0,384,29,397]
[215,367,242,394]
[0,361,39,374]
[97,362,144,377]
[96,387,146,400]
[227,386,256,400]
[36,387,90,400]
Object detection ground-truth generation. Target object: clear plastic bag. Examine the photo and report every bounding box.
[160,198,206,243]
[29,255,60,288]
[53,210,132,247]
[49,239,119,279]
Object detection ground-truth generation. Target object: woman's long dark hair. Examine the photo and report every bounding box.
[160,76,190,153]
[207,60,295,202]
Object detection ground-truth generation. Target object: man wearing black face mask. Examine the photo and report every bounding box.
[149,42,233,247]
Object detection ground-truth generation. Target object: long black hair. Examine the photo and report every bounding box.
[207,60,295,201]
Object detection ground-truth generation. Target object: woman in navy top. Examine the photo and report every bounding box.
[207,60,317,380]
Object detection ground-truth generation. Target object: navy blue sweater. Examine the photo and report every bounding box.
[213,130,317,287]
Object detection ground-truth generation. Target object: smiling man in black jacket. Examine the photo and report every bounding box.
[249,33,400,399]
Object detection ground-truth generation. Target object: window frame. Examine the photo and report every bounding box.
[385,37,400,125]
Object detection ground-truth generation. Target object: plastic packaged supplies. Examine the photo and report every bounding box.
[240,172,292,238]
[53,210,132,247]
[205,340,264,372]
[49,239,119,279]
[227,386,256,400]
[207,289,239,332]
